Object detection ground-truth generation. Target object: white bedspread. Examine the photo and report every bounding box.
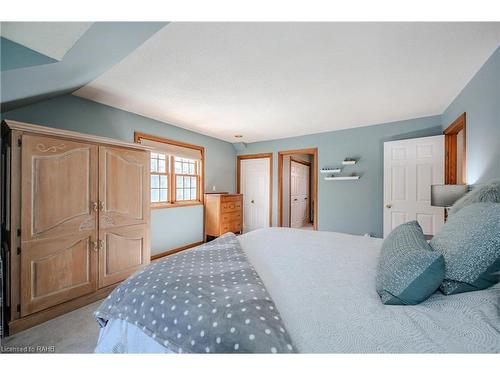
[239,228,500,353]
[95,228,500,353]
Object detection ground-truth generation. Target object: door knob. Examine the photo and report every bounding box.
[294,198,298,201]
[251,200,255,204]
[304,197,308,200]
[386,204,392,208]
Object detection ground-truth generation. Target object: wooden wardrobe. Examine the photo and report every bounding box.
[1,120,151,334]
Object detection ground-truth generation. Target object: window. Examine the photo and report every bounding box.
[135,132,204,208]
[175,157,199,201]
[150,152,168,204]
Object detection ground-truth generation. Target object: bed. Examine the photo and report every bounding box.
[94,228,500,353]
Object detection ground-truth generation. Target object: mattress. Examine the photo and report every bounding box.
[95,228,500,353]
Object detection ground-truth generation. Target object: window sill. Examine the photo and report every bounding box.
[151,201,203,210]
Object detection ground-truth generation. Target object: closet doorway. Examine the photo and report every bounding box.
[444,113,466,184]
[237,153,272,232]
[278,148,318,230]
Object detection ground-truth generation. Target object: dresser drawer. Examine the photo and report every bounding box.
[220,221,242,234]
[220,222,232,234]
[231,221,242,233]
[221,201,242,212]
[221,211,241,223]
[221,195,242,203]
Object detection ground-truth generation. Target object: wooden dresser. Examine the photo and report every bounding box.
[1,120,151,334]
[204,193,243,240]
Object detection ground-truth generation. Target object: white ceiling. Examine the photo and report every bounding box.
[74,22,500,143]
[1,22,92,60]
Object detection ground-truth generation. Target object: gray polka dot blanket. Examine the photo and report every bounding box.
[95,233,296,353]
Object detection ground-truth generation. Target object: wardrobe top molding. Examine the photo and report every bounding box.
[2,119,153,151]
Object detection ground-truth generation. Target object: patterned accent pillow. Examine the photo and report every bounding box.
[449,180,500,216]
[376,221,445,305]
[430,203,500,295]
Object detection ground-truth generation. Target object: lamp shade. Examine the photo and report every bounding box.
[431,184,468,207]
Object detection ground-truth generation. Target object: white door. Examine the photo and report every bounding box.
[240,158,270,232]
[384,135,445,238]
[290,161,310,228]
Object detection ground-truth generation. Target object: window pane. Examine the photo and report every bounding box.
[175,161,182,173]
[191,177,196,188]
[151,175,159,188]
[184,176,190,188]
[158,159,166,173]
[151,152,158,159]
[191,188,196,200]
[159,188,167,202]
[189,163,195,174]
[160,175,168,188]
[182,162,189,174]
[151,158,157,172]
[176,175,183,188]
[158,153,166,160]
[176,189,184,200]
[151,189,159,203]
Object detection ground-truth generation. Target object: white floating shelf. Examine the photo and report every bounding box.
[320,168,342,174]
[325,176,360,181]
[342,160,357,165]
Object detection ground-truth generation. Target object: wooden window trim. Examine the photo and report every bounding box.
[134,132,205,209]
[444,113,466,184]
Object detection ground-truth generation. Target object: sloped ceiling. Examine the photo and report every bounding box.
[1,22,167,112]
[1,22,93,61]
[75,22,500,143]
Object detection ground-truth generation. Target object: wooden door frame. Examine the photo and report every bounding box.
[236,153,273,226]
[289,157,312,227]
[444,113,466,184]
[278,148,318,230]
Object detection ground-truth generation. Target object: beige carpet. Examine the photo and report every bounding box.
[3,300,102,353]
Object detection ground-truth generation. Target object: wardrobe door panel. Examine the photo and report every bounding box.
[20,133,99,315]
[98,224,150,288]
[20,233,98,316]
[21,134,98,242]
[99,146,149,229]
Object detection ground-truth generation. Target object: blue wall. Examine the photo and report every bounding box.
[2,37,497,243]
[237,116,442,238]
[1,95,236,255]
[442,46,500,184]
[1,37,56,72]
